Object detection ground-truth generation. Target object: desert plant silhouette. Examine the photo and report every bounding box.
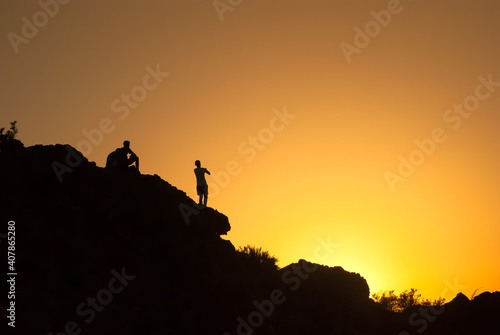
[371,288,446,312]
[0,120,18,142]
[236,245,279,272]
[0,121,23,155]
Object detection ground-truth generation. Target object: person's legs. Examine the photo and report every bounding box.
[197,185,204,205]
[126,154,140,172]
[203,185,208,207]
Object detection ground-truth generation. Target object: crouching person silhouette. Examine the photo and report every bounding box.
[194,160,210,207]
[106,140,140,172]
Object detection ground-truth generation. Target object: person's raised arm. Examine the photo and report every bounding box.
[206,169,211,175]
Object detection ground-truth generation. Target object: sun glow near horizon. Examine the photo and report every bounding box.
[2,0,500,303]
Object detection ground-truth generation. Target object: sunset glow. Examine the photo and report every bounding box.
[2,0,500,301]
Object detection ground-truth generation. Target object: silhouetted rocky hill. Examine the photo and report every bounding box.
[0,141,498,335]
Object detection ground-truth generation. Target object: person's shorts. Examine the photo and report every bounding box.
[197,184,208,196]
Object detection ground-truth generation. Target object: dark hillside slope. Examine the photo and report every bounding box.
[1,143,238,334]
[0,141,499,335]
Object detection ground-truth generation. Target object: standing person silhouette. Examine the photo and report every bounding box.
[194,160,210,207]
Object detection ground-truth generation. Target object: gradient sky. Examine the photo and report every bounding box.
[2,0,500,300]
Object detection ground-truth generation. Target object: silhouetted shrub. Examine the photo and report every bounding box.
[371,288,445,312]
[0,121,18,143]
[0,121,23,154]
[236,245,279,272]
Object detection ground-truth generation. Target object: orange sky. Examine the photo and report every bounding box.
[2,0,500,300]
